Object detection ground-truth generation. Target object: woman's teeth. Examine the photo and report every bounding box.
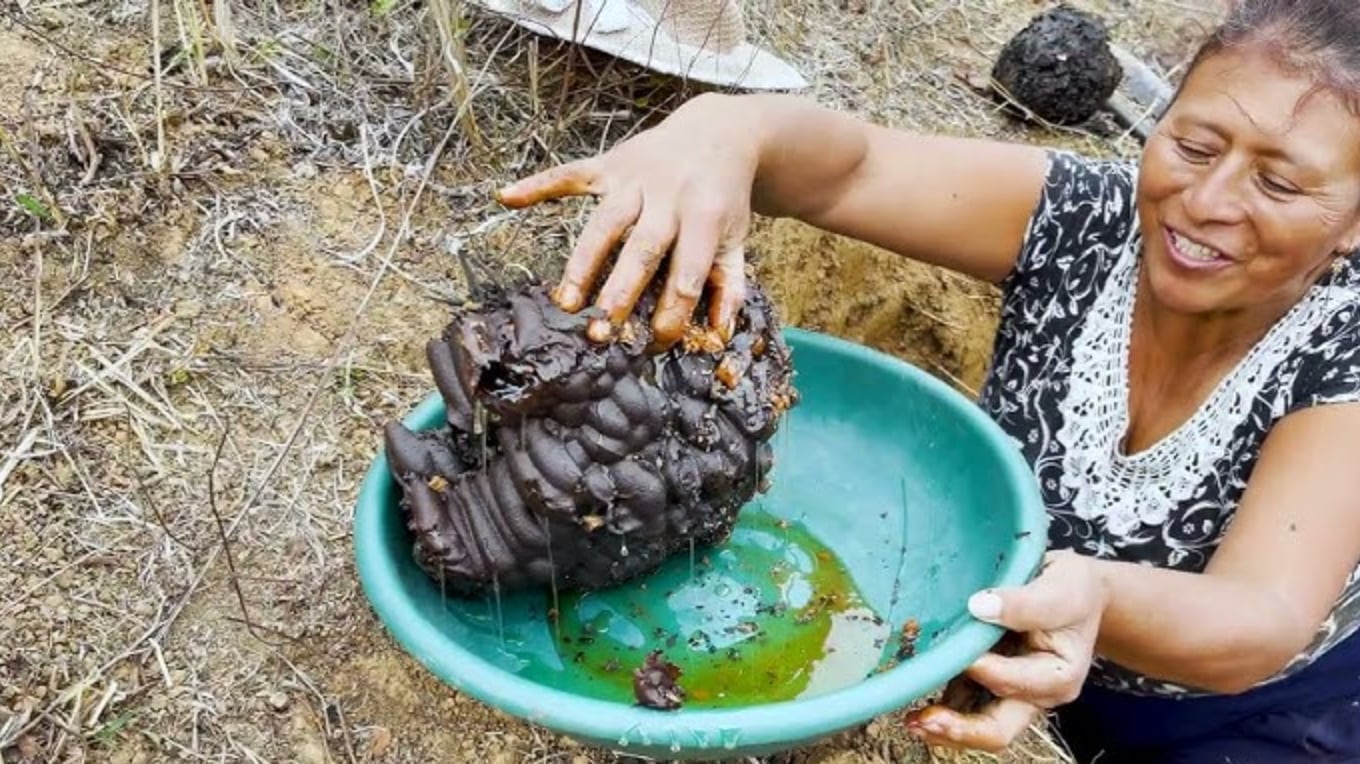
[1171,231,1222,262]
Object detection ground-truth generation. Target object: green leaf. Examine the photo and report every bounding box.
[92,710,137,745]
[15,193,50,221]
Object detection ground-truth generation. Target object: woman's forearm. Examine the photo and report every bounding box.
[746,96,875,222]
[670,92,1049,283]
[1091,559,1313,694]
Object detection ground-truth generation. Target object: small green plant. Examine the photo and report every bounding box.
[14,192,52,222]
[91,710,138,747]
[165,367,194,387]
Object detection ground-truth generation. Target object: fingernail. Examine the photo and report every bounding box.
[968,591,1003,622]
[586,318,614,343]
[553,285,580,311]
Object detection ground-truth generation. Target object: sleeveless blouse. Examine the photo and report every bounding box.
[977,151,1360,698]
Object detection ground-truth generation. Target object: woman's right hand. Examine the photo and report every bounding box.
[905,551,1106,753]
[495,93,759,349]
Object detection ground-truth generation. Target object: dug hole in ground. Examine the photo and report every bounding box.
[0,0,1219,762]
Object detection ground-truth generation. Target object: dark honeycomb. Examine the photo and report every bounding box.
[384,277,798,597]
[991,4,1123,126]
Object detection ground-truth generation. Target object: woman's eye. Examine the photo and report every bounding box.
[1175,141,1213,161]
[1259,174,1301,196]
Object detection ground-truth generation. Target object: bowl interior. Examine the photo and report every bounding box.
[354,328,1047,759]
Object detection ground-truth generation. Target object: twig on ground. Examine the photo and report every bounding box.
[279,654,359,764]
[207,422,292,647]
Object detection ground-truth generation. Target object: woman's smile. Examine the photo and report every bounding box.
[1162,226,1235,272]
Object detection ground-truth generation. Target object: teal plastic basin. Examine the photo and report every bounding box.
[353,327,1047,759]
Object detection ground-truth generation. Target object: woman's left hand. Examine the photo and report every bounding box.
[904,550,1108,752]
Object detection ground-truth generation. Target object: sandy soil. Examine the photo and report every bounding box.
[0,1,1219,762]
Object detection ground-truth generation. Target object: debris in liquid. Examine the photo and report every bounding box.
[537,509,893,708]
[633,650,685,710]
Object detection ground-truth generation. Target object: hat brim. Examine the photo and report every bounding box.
[468,0,809,91]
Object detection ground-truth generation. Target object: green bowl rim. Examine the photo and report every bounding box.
[352,326,1048,750]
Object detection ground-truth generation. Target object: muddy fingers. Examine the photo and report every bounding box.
[496,159,601,207]
[652,209,724,348]
[555,188,643,312]
[709,245,747,342]
[593,206,679,338]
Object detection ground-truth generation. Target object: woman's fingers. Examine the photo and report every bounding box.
[651,206,723,348]
[907,697,1040,753]
[965,648,1086,707]
[496,159,601,208]
[555,188,642,312]
[592,202,679,339]
[499,139,753,349]
[708,244,747,342]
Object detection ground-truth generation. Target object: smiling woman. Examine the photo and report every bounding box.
[491,0,1360,761]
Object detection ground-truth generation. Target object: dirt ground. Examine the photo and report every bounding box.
[0,1,1220,762]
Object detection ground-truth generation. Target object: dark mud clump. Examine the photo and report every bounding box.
[633,650,685,710]
[938,630,1025,714]
[383,275,799,597]
[991,4,1122,126]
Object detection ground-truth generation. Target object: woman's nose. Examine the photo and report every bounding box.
[1181,160,1249,226]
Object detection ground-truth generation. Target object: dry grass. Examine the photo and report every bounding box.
[0,0,1222,762]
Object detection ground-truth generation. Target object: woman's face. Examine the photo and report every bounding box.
[1137,45,1360,318]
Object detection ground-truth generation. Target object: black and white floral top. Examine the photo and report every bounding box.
[977,151,1360,697]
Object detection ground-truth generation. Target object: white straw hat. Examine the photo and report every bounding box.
[468,0,809,90]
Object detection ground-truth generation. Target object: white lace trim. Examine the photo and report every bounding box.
[1055,239,1352,539]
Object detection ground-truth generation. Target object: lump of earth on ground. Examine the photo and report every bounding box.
[632,650,685,710]
[383,268,799,597]
[990,3,1122,126]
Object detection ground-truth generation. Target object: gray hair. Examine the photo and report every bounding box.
[1186,0,1360,112]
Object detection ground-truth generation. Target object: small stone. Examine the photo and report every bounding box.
[292,160,318,179]
[266,691,290,712]
[490,753,516,764]
[174,299,203,319]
